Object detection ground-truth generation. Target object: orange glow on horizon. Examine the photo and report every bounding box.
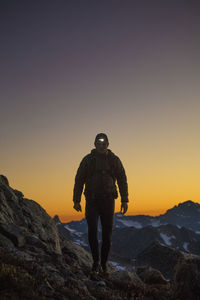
[50,208,168,223]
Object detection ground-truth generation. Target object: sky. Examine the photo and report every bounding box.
[1,0,200,222]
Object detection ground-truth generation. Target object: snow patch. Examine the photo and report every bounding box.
[110,261,126,270]
[116,213,124,218]
[74,239,88,247]
[118,219,142,228]
[64,225,76,233]
[183,242,189,251]
[74,231,83,237]
[160,233,172,246]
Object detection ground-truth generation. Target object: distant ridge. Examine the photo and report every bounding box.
[55,200,200,263]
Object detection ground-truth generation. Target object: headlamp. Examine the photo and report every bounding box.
[98,138,104,142]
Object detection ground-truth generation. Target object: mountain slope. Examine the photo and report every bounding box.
[2,175,169,300]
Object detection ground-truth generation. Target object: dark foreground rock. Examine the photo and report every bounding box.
[136,266,169,285]
[0,174,200,299]
[172,253,200,300]
[0,175,172,299]
[136,241,185,280]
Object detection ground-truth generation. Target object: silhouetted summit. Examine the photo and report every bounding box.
[159,200,200,231]
[53,214,62,224]
[165,199,200,212]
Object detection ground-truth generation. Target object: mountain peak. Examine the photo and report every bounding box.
[178,200,200,208]
[0,174,9,186]
[166,200,200,213]
[53,215,62,224]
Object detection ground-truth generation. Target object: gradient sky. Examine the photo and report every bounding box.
[1,0,200,222]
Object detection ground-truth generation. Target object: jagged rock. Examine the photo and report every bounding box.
[0,233,15,250]
[57,222,75,240]
[0,222,26,247]
[61,238,92,269]
[136,241,184,279]
[0,175,9,186]
[53,215,62,224]
[172,253,200,300]
[13,189,24,198]
[0,179,61,254]
[25,233,48,250]
[136,266,168,285]
[111,269,143,287]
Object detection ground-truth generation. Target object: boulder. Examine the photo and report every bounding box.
[0,175,9,186]
[172,253,200,300]
[111,270,141,282]
[136,266,168,285]
[136,241,184,279]
[0,222,26,247]
[0,178,61,254]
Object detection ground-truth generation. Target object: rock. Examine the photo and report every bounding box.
[136,266,168,285]
[136,241,184,279]
[0,180,61,254]
[172,253,200,300]
[25,234,48,250]
[53,215,62,224]
[0,233,15,250]
[111,270,135,281]
[111,269,143,287]
[0,222,26,247]
[62,239,92,269]
[0,175,9,186]
[13,189,24,198]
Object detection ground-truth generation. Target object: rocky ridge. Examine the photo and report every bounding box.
[1,174,200,299]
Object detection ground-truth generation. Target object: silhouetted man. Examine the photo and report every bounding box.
[73,133,129,275]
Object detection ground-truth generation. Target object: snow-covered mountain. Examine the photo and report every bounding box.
[111,224,200,260]
[114,200,200,232]
[54,200,200,257]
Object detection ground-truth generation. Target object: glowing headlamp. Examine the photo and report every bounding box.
[98,138,105,142]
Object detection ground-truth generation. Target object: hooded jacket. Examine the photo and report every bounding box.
[73,149,128,203]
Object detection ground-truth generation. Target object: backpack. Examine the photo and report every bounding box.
[86,152,117,181]
[84,151,118,199]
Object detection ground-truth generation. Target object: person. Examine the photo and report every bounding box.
[73,133,129,275]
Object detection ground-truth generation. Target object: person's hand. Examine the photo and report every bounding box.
[121,202,128,215]
[73,202,82,212]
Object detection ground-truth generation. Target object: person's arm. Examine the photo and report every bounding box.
[73,156,88,206]
[115,157,129,202]
[115,157,129,214]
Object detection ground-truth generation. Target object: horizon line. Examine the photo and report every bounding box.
[52,208,167,223]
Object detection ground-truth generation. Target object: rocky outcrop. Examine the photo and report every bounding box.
[137,266,168,285]
[0,175,61,254]
[136,241,184,279]
[172,253,200,300]
[1,175,170,300]
[1,174,199,299]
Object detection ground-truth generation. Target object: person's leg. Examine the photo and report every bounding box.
[85,199,100,268]
[99,198,115,270]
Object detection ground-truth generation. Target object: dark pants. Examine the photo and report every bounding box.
[85,196,115,266]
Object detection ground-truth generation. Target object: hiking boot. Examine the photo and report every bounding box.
[100,264,109,277]
[91,262,100,275]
